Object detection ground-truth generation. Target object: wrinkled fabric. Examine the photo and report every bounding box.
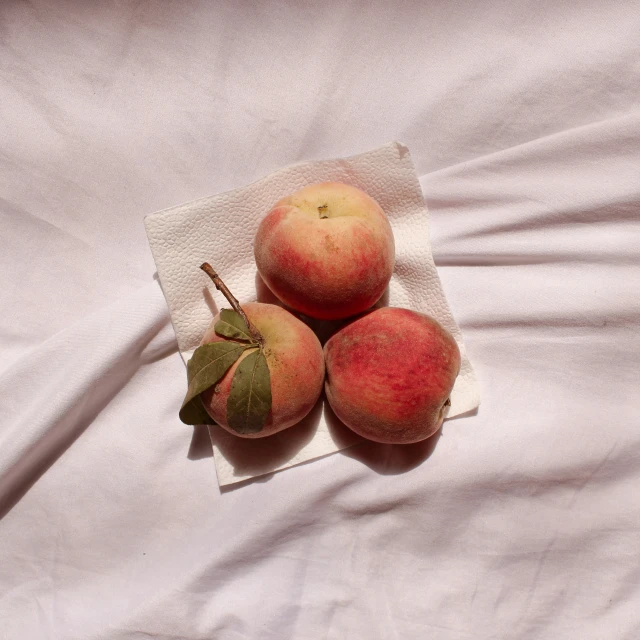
[1,1,639,639]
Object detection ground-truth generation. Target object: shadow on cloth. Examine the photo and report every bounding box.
[324,400,443,476]
[206,397,356,491]
[192,397,444,492]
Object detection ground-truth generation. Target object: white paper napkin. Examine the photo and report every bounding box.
[144,142,480,486]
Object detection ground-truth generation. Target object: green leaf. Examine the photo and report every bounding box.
[226,349,272,435]
[214,309,253,342]
[179,342,250,425]
[179,393,216,426]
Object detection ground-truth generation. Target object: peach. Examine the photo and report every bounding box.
[200,302,325,438]
[324,307,461,444]
[254,182,395,320]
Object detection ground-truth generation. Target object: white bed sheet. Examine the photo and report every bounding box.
[1,2,639,639]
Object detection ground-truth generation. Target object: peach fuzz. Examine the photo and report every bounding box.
[200,303,325,438]
[324,307,461,444]
[254,182,395,320]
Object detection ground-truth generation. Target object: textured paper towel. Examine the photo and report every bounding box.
[144,142,479,486]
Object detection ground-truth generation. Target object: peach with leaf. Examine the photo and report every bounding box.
[179,264,325,438]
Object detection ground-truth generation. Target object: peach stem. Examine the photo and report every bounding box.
[200,263,264,345]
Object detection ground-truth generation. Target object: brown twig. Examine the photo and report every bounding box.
[200,263,264,345]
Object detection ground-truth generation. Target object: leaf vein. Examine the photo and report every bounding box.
[194,345,246,381]
[245,350,261,425]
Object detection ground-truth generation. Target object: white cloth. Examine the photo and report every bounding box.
[1,2,639,639]
[144,142,479,485]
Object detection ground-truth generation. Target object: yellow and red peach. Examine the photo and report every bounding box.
[254,182,395,320]
[200,303,325,438]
